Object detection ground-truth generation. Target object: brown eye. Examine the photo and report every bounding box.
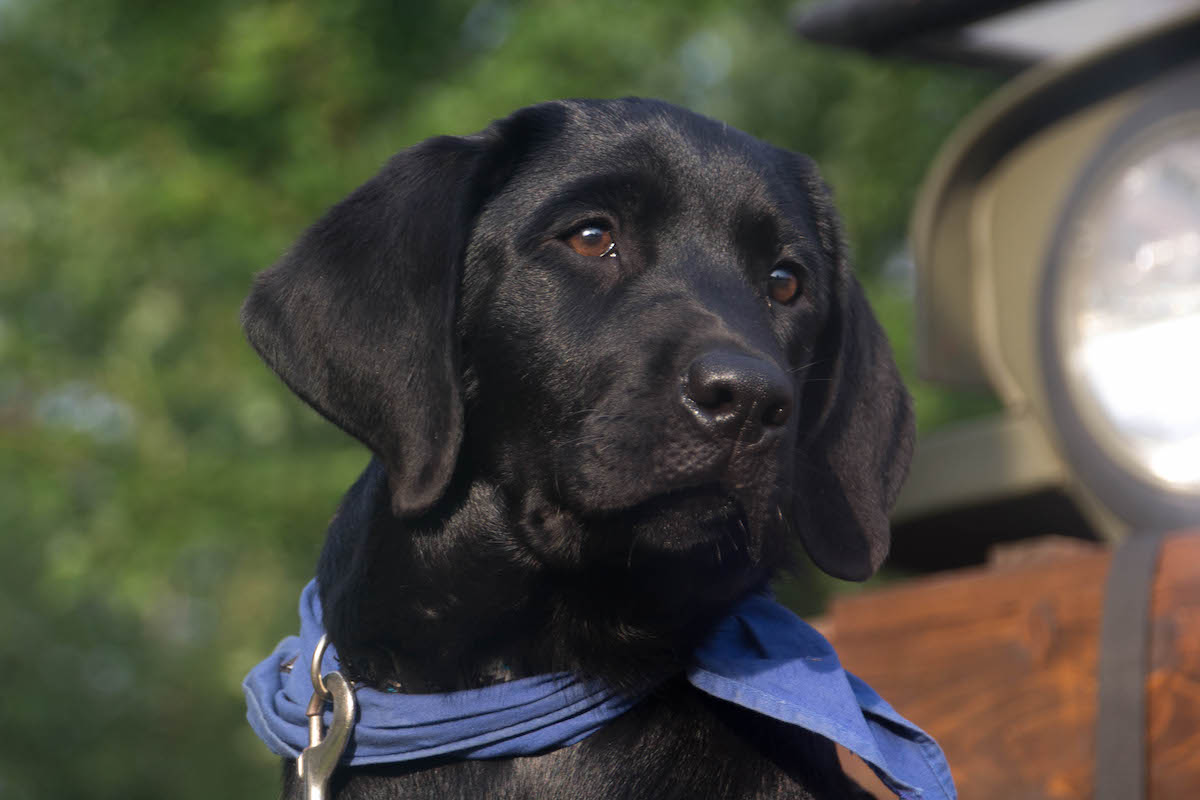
[767,266,801,304]
[567,225,617,258]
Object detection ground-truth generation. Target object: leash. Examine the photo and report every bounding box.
[297,635,356,800]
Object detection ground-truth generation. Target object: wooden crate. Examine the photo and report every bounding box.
[823,532,1200,799]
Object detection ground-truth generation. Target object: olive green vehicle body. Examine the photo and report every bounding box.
[874,10,1200,567]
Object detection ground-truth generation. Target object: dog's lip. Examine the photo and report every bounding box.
[611,485,754,557]
[584,483,741,524]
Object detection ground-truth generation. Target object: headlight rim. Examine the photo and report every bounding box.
[1038,63,1200,529]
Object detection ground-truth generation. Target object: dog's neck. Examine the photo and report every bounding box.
[314,459,773,694]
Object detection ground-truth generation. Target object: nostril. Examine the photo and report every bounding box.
[687,365,736,414]
[709,386,735,413]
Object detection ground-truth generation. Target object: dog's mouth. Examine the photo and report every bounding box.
[517,476,778,573]
[587,484,754,559]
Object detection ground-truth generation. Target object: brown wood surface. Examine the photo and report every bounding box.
[823,531,1200,799]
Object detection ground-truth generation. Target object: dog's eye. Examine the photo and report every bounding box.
[567,225,618,258]
[767,266,802,304]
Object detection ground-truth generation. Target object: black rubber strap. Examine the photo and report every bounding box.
[1095,531,1166,800]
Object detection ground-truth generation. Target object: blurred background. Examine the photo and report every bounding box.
[0,0,1001,796]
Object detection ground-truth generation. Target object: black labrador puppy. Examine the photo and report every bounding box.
[242,98,914,799]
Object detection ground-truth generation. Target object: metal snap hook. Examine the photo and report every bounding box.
[310,633,332,700]
[298,634,357,800]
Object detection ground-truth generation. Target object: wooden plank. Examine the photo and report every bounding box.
[1149,532,1200,799]
[825,531,1200,799]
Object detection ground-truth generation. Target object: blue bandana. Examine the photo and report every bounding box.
[245,581,955,799]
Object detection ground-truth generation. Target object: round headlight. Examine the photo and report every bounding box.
[1058,123,1200,487]
[1042,72,1200,526]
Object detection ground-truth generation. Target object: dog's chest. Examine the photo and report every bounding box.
[283,682,867,800]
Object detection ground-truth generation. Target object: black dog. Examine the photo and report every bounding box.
[243,98,914,799]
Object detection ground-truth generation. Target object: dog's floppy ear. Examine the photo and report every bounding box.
[241,108,560,516]
[791,165,915,581]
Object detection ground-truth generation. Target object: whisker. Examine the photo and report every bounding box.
[788,358,828,374]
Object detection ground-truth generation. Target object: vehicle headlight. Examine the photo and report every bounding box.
[1044,104,1200,516]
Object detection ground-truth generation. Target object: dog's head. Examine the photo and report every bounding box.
[243,99,912,602]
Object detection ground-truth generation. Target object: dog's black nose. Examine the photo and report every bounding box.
[683,350,793,442]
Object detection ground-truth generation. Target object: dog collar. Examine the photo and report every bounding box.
[244,581,955,799]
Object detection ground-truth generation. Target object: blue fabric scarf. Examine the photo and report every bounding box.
[245,581,955,799]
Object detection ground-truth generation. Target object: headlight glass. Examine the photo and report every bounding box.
[1055,117,1200,491]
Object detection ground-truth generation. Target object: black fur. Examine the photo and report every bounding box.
[243,98,913,799]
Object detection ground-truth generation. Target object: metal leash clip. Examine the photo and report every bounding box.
[298,634,357,800]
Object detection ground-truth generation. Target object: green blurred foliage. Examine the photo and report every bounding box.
[0,0,997,796]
